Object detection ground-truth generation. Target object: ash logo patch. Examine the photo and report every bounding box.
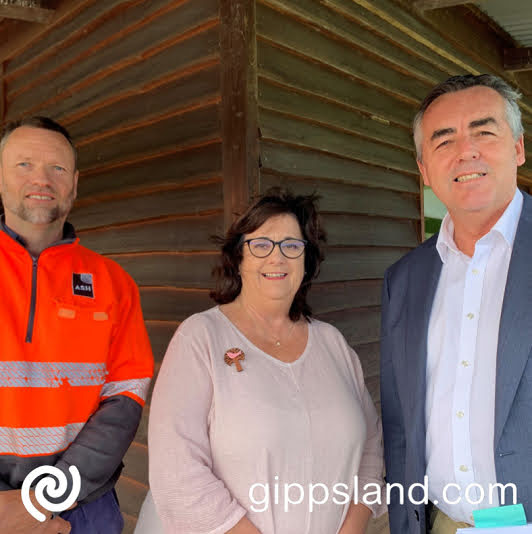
[72,273,94,298]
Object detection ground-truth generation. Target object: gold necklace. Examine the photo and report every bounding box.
[273,319,297,347]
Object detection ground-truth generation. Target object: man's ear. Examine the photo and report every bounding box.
[417,158,430,187]
[515,135,526,167]
[73,170,79,201]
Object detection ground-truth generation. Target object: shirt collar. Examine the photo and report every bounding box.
[0,215,77,250]
[436,189,523,263]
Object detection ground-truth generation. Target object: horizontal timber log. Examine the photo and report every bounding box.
[71,181,223,230]
[261,173,420,220]
[77,213,224,255]
[260,141,418,192]
[77,142,222,200]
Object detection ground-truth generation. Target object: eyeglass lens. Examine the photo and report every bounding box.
[248,238,305,258]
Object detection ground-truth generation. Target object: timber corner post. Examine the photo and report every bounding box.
[220,0,260,231]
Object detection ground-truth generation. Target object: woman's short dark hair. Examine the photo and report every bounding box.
[210,188,326,321]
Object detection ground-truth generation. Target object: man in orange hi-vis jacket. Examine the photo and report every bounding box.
[0,117,154,534]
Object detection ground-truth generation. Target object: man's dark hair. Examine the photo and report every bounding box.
[0,116,77,165]
[413,74,523,161]
[210,188,327,322]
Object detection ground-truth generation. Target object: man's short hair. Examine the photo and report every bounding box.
[0,116,77,166]
[413,74,524,161]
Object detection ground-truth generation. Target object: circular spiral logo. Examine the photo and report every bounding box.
[21,465,81,522]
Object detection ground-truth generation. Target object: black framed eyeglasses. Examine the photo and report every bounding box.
[242,238,307,259]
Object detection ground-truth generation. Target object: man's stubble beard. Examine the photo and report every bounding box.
[2,187,76,226]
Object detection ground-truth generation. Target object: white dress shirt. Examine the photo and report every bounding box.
[425,189,523,523]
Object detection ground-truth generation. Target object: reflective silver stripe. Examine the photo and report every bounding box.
[100,377,151,401]
[0,423,85,456]
[0,362,108,388]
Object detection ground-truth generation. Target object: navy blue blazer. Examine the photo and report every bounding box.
[381,192,532,534]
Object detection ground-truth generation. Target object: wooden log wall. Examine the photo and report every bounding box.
[255,0,532,402]
[255,3,532,531]
[1,1,223,531]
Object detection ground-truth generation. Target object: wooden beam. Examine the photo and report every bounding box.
[220,0,260,229]
[504,48,532,72]
[0,4,54,24]
[414,0,482,10]
[0,1,89,63]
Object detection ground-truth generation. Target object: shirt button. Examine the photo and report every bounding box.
[459,465,469,472]
[466,313,474,319]
[461,360,470,367]
[457,411,465,418]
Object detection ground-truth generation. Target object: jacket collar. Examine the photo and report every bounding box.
[0,215,77,252]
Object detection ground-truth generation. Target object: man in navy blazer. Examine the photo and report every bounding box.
[381,74,530,534]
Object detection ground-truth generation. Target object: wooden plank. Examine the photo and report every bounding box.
[365,374,380,404]
[77,213,224,254]
[7,0,198,94]
[258,39,416,128]
[0,5,54,24]
[335,0,532,117]
[71,181,223,229]
[115,476,147,518]
[7,0,219,101]
[0,1,94,65]
[414,0,478,9]
[504,48,532,72]
[122,442,148,487]
[259,79,413,151]
[321,0,461,77]
[308,280,382,314]
[260,141,418,193]
[68,62,221,142]
[322,213,420,247]
[140,287,213,322]
[77,142,222,201]
[260,0,448,85]
[367,513,390,534]
[134,409,149,447]
[316,306,380,346]
[147,320,177,364]
[123,513,137,534]
[220,0,260,229]
[6,1,108,73]
[257,2,429,104]
[355,341,380,380]
[7,0,132,83]
[109,252,217,288]
[76,102,220,171]
[31,25,220,123]
[319,246,412,282]
[261,174,421,220]
[6,13,220,121]
[259,108,418,174]
[413,3,514,84]
[335,0,490,75]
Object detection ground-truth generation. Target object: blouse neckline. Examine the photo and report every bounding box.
[214,306,313,367]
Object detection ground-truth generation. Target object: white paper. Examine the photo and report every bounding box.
[458,525,532,533]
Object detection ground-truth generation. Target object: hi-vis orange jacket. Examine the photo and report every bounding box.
[0,221,154,503]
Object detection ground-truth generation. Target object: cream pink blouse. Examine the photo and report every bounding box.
[148,307,384,534]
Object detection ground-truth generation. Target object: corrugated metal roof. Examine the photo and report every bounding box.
[478,0,532,46]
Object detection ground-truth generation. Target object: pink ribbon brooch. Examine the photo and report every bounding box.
[224,347,245,372]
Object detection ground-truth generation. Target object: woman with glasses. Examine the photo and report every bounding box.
[137,189,384,534]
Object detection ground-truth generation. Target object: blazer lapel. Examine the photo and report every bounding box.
[401,239,442,423]
[495,193,532,447]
